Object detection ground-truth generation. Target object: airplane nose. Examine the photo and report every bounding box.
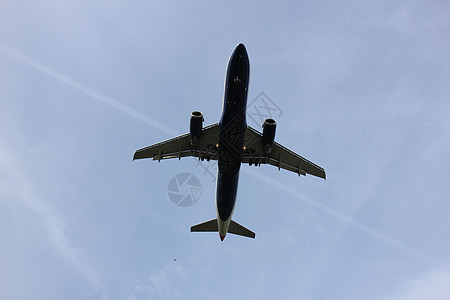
[220,234,226,241]
[234,43,247,57]
[236,43,246,51]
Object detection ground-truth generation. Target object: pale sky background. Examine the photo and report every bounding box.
[1,1,450,299]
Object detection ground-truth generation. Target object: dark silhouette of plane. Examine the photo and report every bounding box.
[133,44,325,240]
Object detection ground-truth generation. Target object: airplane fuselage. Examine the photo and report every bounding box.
[216,44,250,240]
[133,43,325,240]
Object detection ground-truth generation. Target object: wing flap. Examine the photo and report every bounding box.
[243,126,326,179]
[133,123,220,161]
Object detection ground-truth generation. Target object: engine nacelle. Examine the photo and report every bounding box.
[190,111,204,146]
[262,118,276,153]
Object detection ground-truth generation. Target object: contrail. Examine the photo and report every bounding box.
[0,42,179,137]
[1,42,437,266]
[0,144,109,300]
[244,169,438,265]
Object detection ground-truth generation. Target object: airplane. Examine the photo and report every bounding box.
[133,43,325,241]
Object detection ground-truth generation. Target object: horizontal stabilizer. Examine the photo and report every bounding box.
[228,220,255,239]
[191,219,218,232]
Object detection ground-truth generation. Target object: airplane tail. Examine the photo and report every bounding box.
[229,220,255,238]
[190,219,218,232]
[190,219,255,239]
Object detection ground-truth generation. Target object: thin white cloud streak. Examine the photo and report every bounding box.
[0,42,437,266]
[129,262,189,300]
[0,144,108,300]
[244,169,438,265]
[0,42,179,137]
[388,266,450,300]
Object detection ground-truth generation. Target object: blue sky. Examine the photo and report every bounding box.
[1,1,450,299]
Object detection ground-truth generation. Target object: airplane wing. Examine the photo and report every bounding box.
[242,126,326,179]
[133,123,220,161]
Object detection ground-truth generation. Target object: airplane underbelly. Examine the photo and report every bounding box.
[216,171,240,221]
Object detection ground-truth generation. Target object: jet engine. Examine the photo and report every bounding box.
[190,111,204,146]
[262,118,276,153]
